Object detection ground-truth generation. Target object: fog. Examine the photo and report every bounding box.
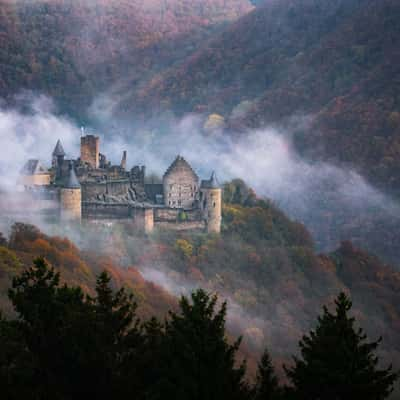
[97,113,400,261]
[0,94,80,191]
[1,94,400,368]
[1,95,400,263]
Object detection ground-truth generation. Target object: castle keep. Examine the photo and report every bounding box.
[19,135,222,234]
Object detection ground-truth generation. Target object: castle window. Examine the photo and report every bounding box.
[213,202,216,208]
[178,200,181,206]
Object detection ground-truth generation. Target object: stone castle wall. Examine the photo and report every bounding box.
[82,202,131,219]
[81,180,132,200]
[81,202,206,233]
[154,208,202,222]
[156,220,205,231]
[82,203,154,233]
[19,174,51,187]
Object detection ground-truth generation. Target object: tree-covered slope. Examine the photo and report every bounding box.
[0,223,176,319]
[78,181,399,373]
[129,0,400,194]
[2,0,399,193]
[0,0,253,117]
[1,180,400,378]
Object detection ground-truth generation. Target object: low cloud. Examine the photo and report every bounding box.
[1,96,399,261]
[0,94,80,191]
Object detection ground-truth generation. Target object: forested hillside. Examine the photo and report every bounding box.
[0,0,253,117]
[1,1,400,396]
[1,0,399,193]
[119,181,400,367]
[0,181,400,393]
[130,0,400,195]
[0,223,176,318]
[1,256,397,399]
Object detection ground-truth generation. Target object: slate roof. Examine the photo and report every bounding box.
[201,171,220,189]
[65,162,81,189]
[52,139,66,157]
[21,159,48,175]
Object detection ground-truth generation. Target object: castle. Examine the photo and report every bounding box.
[18,135,222,234]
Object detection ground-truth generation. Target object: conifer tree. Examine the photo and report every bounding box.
[123,317,166,399]
[285,292,399,400]
[4,258,142,400]
[253,349,281,400]
[7,257,89,399]
[92,271,142,398]
[160,289,249,400]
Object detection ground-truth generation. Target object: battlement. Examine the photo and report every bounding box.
[19,136,222,234]
[80,135,100,169]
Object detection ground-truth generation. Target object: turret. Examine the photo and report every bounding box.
[121,151,127,171]
[60,162,81,222]
[52,139,66,174]
[200,171,222,234]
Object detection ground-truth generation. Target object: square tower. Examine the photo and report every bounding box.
[80,135,99,169]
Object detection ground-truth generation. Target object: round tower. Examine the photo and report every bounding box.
[60,162,81,222]
[200,172,222,234]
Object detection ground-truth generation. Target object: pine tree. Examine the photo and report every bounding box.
[285,292,399,400]
[124,317,166,399]
[160,289,249,400]
[0,312,38,400]
[253,349,281,400]
[4,258,142,400]
[7,257,89,399]
[91,271,142,398]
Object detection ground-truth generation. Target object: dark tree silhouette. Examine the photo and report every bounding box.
[3,258,142,400]
[253,348,281,400]
[161,289,249,400]
[285,292,399,400]
[2,258,399,400]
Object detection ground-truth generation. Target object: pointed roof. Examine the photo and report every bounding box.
[21,159,48,175]
[65,162,81,189]
[52,139,66,157]
[163,155,199,180]
[201,171,220,189]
